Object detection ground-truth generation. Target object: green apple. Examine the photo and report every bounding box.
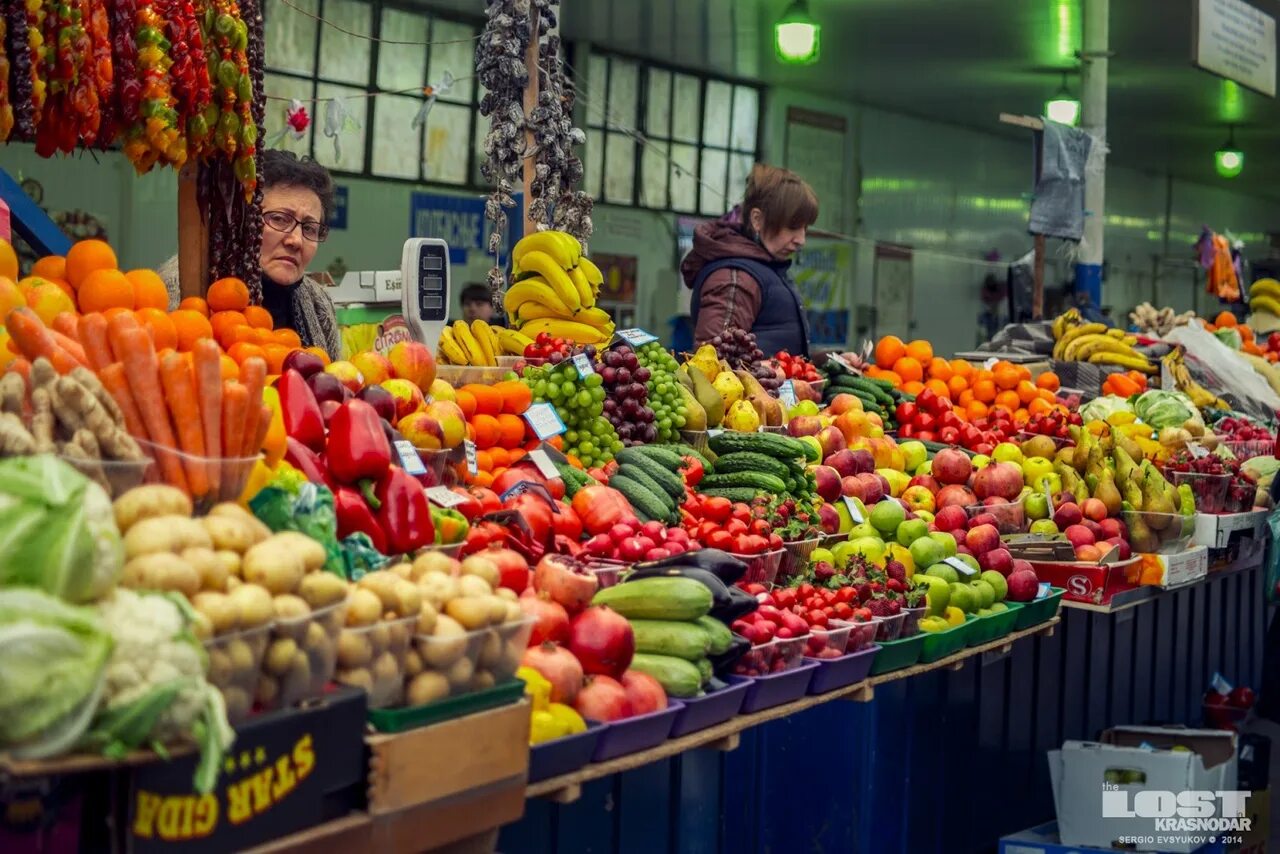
[988,602,1009,613]
[980,570,1008,601]
[833,500,855,533]
[878,468,911,497]
[915,509,935,525]
[978,607,993,617]
[787,400,821,419]
[849,536,887,564]
[810,547,835,566]
[1024,492,1050,521]
[831,540,859,567]
[1029,518,1060,537]
[1029,472,1062,495]
[970,579,996,609]
[915,575,951,616]
[925,564,959,584]
[870,499,907,534]
[948,583,977,613]
[971,453,992,470]
[992,442,1024,465]
[909,535,946,570]
[914,460,933,477]
[896,518,930,546]
[899,440,928,473]
[918,615,950,632]
[953,553,981,574]
[850,522,880,541]
[928,531,957,557]
[1021,455,1054,486]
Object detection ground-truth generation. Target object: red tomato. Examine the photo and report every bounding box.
[702,496,732,523]
[750,519,771,536]
[726,518,749,536]
[707,530,734,550]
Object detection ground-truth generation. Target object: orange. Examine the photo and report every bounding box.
[966,400,989,420]
[31,255,66,281]
[905,340,933,362]
[950,358,974,380]
[474,449,493,472]
[878,370,902,387]
[947,375,968,398]
[170,309,215,351]
[227,342,266,365]
[953,405,968,422]
[1016,380,1039,405]
[211,310,248,345]
[494,380,533,415]
[1038,387,1056,403]
[993,362,1020,391]
[263,344,291,373]
[274,328,303,348]
[136,308,178,351]
[127,269,170,310]
[1016,364,1032,382]
[454,389,477,419]
[207,277,250,312]
[470,471,494,488]
[509,448,527,463]
[925,378,950,399]
[65,239,117,290]
[77,269,134,313]
[1028,397,1052,416]
[1013,408,1030,425]
[464,383,502,416]
[179,296,209,316]
[302,346,330,366]
[1239,324,1255,342]
[864,366,882,378]
[1214,310,1238,328]
[496,413,526,447]
[1035,371,1060,392]
[488,447,511,469]
[972,379,996,403]
[244,305,274,329]
[926,357,952,381]
[0,239,17,281]
[995,390,1020,412]
[957,389,974,407]
[902,380,925,395]
[471,413,501,449]
[875,335,906,370]
[892,356,923,383]
[218,354,240,380]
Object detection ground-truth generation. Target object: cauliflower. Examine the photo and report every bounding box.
[85,589,234,793]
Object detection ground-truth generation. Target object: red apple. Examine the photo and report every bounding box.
[855,472,885,504]
[1099,518,1123,540]
[983,547,1014,576]
[907,474,941,495]
[966,524,1001,556]
[1064,524,1095,548]
[1006,568,1040,602]
[933,504,969,532]
[932,449,973,485]
[1074,544,1102,562]
[826,449,859,478]
[1053,502,1083,529]
[1105,536,1131,560]
[841,476,865,500]
[1082,498,1108,523]
[816,426,847,458]
[809,465,843,502]
[936,484,978,509]
[901,485,935,513]
[787,415,824,438]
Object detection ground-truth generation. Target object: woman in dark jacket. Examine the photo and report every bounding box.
[680,164,819,356]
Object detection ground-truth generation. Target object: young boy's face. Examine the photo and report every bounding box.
[462,298,493,322]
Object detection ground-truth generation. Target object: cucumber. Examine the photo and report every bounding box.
[711,451,792,481]
[592,576,713,620]
[695,657,713,685]
[708,431,807,461]
[695,615,734,655]
[626,445,685,470]
[616,448,686,500]
[697,487,763,502]
[609,474,674,524]
[615,465,676,513]
[629,619,712,661]
[700,471,788,494]
[664,442,715,470]
[628,653,704,698]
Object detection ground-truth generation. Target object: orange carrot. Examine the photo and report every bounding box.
[8,358,31,386]
[51,312,79,339]
[77,314,114,370]
[237,356,266,458]
[105,311,141,363]
[116,326,188,493]
[49,330,87,366]
[99,363,149,440]
[159,352,210,498]
[253,403,271,455]
[221,381,249,500]
[192,339,223,497]
[5,308,79,373]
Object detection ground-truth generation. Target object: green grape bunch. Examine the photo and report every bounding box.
[521,358,623,468]
[635,341,688,442]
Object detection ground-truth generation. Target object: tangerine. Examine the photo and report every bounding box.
[170,309,214,351]
[219,354,240,380]
[965,399,988,421]
[211,311,248,345]
[488,447,511,469]
[463,383,502,416]
[995,390,1021,412]
[494,380,533,414]
[207,277,250,312]
[1015,380,1039,405]
[950,358,974,379]
[902,380,925,395]
[496,413,527,447]
[927,357,952,381]
[892,356,923,383]
[925,378,950,399]
[947,375,968,398]
[1214,310,1238,328]
[244,305,274,329]
[136,308,178,351]
[905,340,934,362]
[263,344,291,373]
[65,239,117,290]
[454,389,477,419]
[227,342,266,365]
[471,413,501,449]
[31,255,66,281]
[1027,397,1052,416]
[127,269,170,310]
[1035,371,1060,392]
[0,239,17,280]
[875,335,906,369]
[993,362,1020,390]
[972,379,997,402]
[957,389,975,407]
[474,449,493,471]
[274,328,303,348]
[77,269,134,313]
[179,296,209,316]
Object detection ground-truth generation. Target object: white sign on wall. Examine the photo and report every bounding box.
[1194,0,1276,97]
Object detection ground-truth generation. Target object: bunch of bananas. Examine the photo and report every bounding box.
[1162,349,1229,410]
[438,319,535,366]
[1051,311,1154,372]
[502,230,615,345]
[1248,278,1280,318]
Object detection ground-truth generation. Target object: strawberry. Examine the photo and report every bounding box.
[866,598,895,618]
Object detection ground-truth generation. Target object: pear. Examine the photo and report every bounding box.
[711,371,744,411]
[1093,469,1123,517]
[1112,446,1144,508]
[1139,464,1175,528]
[675,364,695,391]
[677,382,708,431]
[724,399,761,432]
[689,345,720,382]
[688,367,724,427]
[1022,434,1058,460]
[1123,501,1160,553]
[1114,431,1144,465]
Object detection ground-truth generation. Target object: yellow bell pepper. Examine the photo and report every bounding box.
[547,703,586,735]
[530,710,568,745]
[239,458,280,506]
[260,386,287,468]
[1106,410,1137,427]
[517,666,551,712]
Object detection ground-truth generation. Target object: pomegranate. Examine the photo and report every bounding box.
[935,484,978,509]
[574,674,632,722]
[520,595,571,646]
[972,462,1023,501]
[486,547,531,592]
[533,554,599,613]
[621,670,668,715]
[521,642,584,704]
[931,448,973,485]
[568,606,635,677]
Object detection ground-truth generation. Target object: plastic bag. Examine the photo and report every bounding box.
[341,532,390,581]
[1164,324,1280,420]
[249,472,345,576]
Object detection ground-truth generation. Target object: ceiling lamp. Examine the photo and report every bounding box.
[1215,127,1244,178]
[1045,72,1080,126]
[775,0,820,65]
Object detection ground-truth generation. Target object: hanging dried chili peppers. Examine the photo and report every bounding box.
[110,0,140,129]
[36,0,99,155]
[85,0,113,142]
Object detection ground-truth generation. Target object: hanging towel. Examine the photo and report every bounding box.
[1028,120,1093,241]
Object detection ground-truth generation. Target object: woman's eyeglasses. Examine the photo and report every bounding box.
[263,210,329,242]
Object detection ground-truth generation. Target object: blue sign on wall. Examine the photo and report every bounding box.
[408,191,520,265]
[328,185,349,230]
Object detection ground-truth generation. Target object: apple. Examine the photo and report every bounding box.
[1053,502,1083,529]
[787,415,824,438]
[809,465,843,502]
[1105,536,1131,560]
[932,448,973,485]
[856,472,886,504]
[896,518,930,546]
[1074,544,1102,562]
[915,509,935,525]
[848,522,880,541]
[1006,568,1040,601]
[1064,525,1096,548]
[1099,518,1123,540]
[965,524,1001,556]
[826,449,860,478]
[1024,492,1050,521]
[992,442,1024,465]
[1029,519,1060,536]
[982,547,1014,576]
[936,484,978,509]
[907,474,941,495]
[928,531,957,558]
[848,449,876,474]
[969,513,998,529]
[816,426,847,458]
[1082,498,1108,523]
[971,453,992,470]
[878,468,911,498]
[898,440,928,473]
[1083,520,1105,541]
[1021,456,1055,487]
[901,485,936,514]
[933,505,969,532]
[841,475,866,500]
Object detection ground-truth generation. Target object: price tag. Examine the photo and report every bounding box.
[982,357,1000,370]
[779,380,798,409]
[425,486,466,508]
[572,353,595,376]
[614,327,658,347]
[944,556,977,577]
[393,440,427,476]
[1035,582,1052,600]
[1210,672,1234,695]
[707,428,724,439]
[523,402,567,439]
[842,496,865,524]
[499,480,558,508]
[1188,442,1209,459]
[464,439,478,476]
[527,448,560,479]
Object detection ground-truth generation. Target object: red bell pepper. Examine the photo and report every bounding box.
[334,485,388,553]
[375,466,434,555]
[327,399,392,486]
[278,370,325,451]
[285,437,333,488]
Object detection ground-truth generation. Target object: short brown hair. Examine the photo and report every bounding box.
[742,164,819,234]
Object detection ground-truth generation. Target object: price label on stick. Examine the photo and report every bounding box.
[779,380,798,409]
[572,353,594,376]
[613,327,658,347]
[463,439,478,476]
[393,440,427,476]
[523,402,567,439]
[707,428,724,439]
[842,496,865,524]
[1036,582,1052,600]
[527,448,560,479]
[944,556,977,577]
[425,486,465,508]
[1188,442,1209,459]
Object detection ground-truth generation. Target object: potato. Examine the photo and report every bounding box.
[504,601,524,623]
[124,516,212,559]
[371,651,400,683]
[459,555,501,589]
[226,637,257,673]
[226,576,242,591]
[471,670,496,692]
[445,655,474,690]
[273,594,311,621]
[265,638,299,676]
[391,580,422,618]
[113,485,192,533]
[256,674,280,707]
[299,572,348,609]
[417,574,460,609]
[202,515,266,554]
[404,649,424,678]
[192,591,239,635]
[345,589,382,627]
[387,619,412,649]
[183,547,230,592]
[303,620,329,651]
[271,532,326,572]
[484,596,509,625]
[207,503,272,542]
[446,597,492,630]
[357,571,400,609]
[406,671,451,706]
[420,615,467,668]
[223,686,252,721]
[495,587,518,603]
[416,601,438,636]
[411,552,459,580]
[241,540,305,595]
[122,553,200,597]
[206,647,233,686]
[280,652,313,700]
[369,624,391,650]
[388,562,413,580]
[216,550,243,579]
[337,668,373,692]
[228,584,274,628]
[337,630,373,668]
[478,630,504,670]
[456,575,493,598]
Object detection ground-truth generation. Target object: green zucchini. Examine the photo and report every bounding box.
[695,615,734,655]
[629,619,712,661]
[592,577,713,620]
[627,653,705,698]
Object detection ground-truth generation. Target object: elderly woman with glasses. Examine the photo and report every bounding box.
[158,150,343,360]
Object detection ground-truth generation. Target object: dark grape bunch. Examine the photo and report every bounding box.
[712,327,782,392]
[600,345,658,446]
[634,341,687,442]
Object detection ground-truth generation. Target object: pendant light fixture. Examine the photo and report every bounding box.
[1045,71,1080,127]
[1215,126,1244,178]
[775,0,821,65]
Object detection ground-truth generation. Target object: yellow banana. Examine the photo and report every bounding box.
[1250,279,1280,301]
[503,278,573,318]
[1250,295,1280,317]
[452,320,487,365]
[438,328,469,365]
[1088,352,1155,372]
[1106,328,1126,339]
[553,231,583,267]
[497,328,534,355]
[471,320,496,365]
[1057,323,1108,360]
[519,318,611,344]
[479,320,502,360]
[573,306,614,329]
[518,251,581,313]
[568,266,594,308]
[1075,336,1139,361]
[514,230,579,269]
[517,302,575,323]
[578,256,604,287]
[1064,333,1112,361]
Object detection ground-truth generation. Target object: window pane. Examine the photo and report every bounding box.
[728,153,753,207]
[264,73,315,154]
[371,95,422,179]
[428,19,476,104]
[318,0,371,85]
[703,80,731,147]
[640,141,669,209]
[377,8,427,92]
[423,102,472,184]
[313,83,367,172]
[608,58,640,128]
[585,129,604,198]
[731,86,758,152]
[672,74,701,143]
[670,143,699,211]
[265,0,317,76]
[586,54,608,128]
[646,68,671,138]
[604,132,635,203]
[700,148,728,215]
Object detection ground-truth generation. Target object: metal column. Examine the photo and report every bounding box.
[1076,0,1109,305]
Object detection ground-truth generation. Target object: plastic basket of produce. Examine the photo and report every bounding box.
[424,541,464,558]
[806,644,879,695]
[669,678,751,737]
[900,606,928,638]
[740,660,819,712]
[963,499,1026,535]
[1013,587,1065,630]
[591,701,683,762]
[820,532,848,548]
[918,621,971,663]
[407,616,534,708]
[203,624,270,724]
[1224,484,1256,513]
[435,365,514,385]
[967,612,1002,647]
[135,438,261,510]
[868,633,926,676]
[780,537,821,578]
[1122,510,1194,554]
[528,720,609,783]
[983,603,1022,640]
[733,635,807,677]
[873,611,907,642]
[257,599,347,712]
[57,452,156,499]
[846,618,879,652]
[496,355,523,369]
[679,429,711,454]
[367,678,526,733]
[728,549,785,586]
[412,448,454,483]
[1223,439,1272,460]
[587,559,630,589]
[1168,471,1229,514]
[805,622,855,659]
[335,615,416,709]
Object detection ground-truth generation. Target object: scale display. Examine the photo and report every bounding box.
[400,238,452,348]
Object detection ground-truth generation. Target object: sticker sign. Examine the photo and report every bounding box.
[463,439,478,476]
[572,353,595,376]
[393,440,427,476]
[425,486,466,508]
[614,328,658,347]
[527,448,560,479]
[1188,442,1210,459]
[523,402,567,439]
[1036,582,1052,600]
[778,380,798,409]
[944,556,977,577]
[842,496,865,524]
[499,480,558,509]
[707,428,724,439]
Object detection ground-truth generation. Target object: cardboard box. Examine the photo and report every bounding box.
[1049,726,1240,853]
[999,820,1226,853]
[1192,511,1268,550]
[1029,555,1142,605]
[1135,546,1209,589]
